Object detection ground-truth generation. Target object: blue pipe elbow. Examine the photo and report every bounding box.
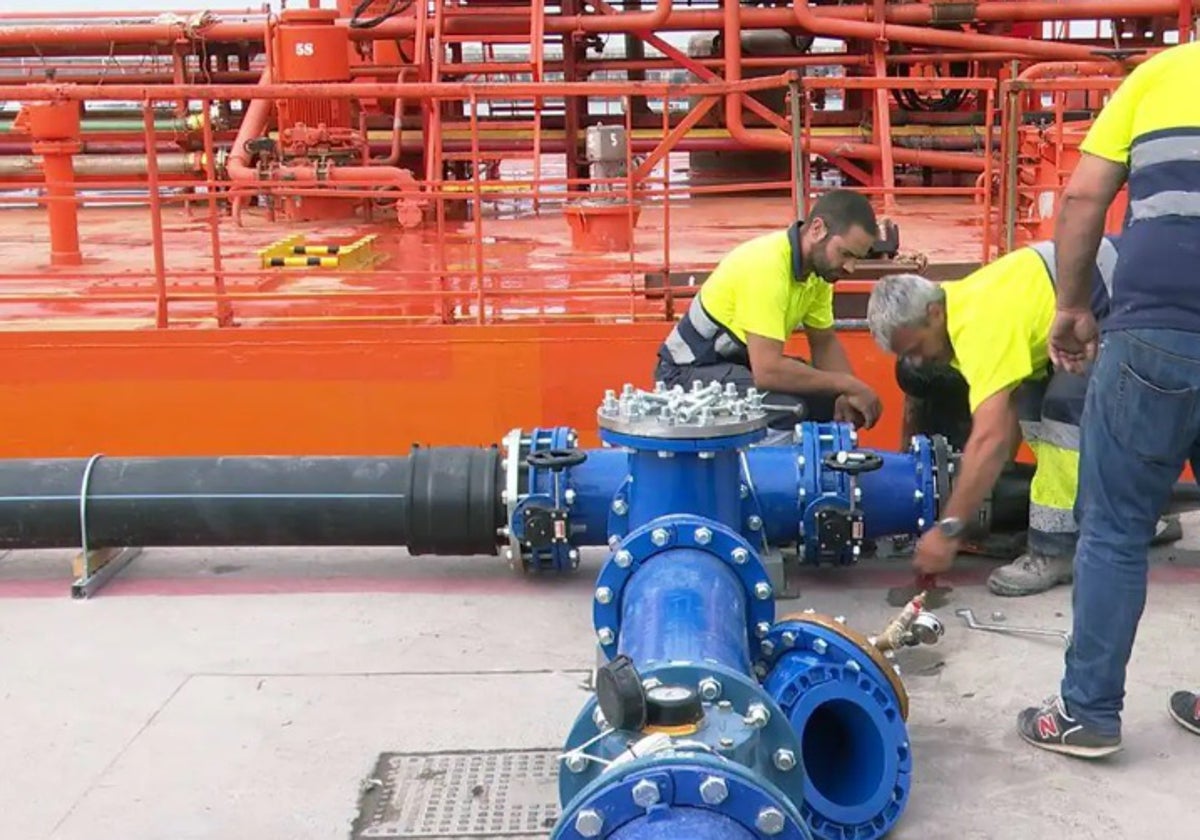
[760,617,912,840]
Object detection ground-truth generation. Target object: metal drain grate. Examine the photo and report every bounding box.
[352,748,562,839]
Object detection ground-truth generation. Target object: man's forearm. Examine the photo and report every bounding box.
[755,356,858,396]
[810,334,855,375]
[1054,195,1108,310]
[940,426,1013,524]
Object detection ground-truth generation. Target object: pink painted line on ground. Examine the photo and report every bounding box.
[0,562,1197,599]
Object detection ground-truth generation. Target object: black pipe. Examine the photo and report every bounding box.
[0,448,504,555]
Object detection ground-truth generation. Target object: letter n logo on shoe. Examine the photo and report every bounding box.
[1194,696,1200,722]
[1037,713,1060,739]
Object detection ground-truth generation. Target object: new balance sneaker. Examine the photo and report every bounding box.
[1168,690,1200,735]
[1017,695,1122,758]
[987,552,1073,597]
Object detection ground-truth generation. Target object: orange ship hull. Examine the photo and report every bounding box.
[0,322,906,457]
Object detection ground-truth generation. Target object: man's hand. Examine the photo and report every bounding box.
[895,249,929,272]
[913,528,959,576]
[834,394,867,427]
[1048,308,1099,374]
[842,380,883,429]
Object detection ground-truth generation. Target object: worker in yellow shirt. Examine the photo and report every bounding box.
[865,239,1179,597]
[654,189,885,436]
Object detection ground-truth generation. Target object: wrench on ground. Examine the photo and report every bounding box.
[955,607,1071,646]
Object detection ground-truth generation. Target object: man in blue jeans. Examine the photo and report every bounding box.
[1017,41,1200,757]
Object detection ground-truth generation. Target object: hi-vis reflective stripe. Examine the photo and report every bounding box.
[1128,132,1200,220]
[1026,239,1117,298]
[1130,135,1200,170]
[1028,439,1081,534]
[1030,502,1078,534]
[664,327,695,364]
[664,295,732,365]
[1130,191,1200,221]
[1020,417,1081,451]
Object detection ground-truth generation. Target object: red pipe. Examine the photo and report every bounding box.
[0,1,1194,44]
[0,71,262,85]
[812,0,1200,25]
[790,0,1139,63]
[225,66,272,183]
[1016,61,1126,80]
[40,147,81,266]
[0,76,800,103]
[0,8,267,20]
[371,71,409,166]
[721,2,987,173]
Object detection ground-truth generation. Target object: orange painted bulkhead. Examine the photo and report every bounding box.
[0,324,905,457]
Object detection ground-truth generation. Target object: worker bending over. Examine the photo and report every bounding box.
[1022,40,1200,756]
[654,189,884,435]
[865,239,1177,597]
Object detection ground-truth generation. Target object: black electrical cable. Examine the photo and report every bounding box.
[350,0,416,30]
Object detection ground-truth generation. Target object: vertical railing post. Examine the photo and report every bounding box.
[1003,65,1021,254]
[143,101,169,328]
[201,98,234,326]
[470,90,485,325]
[982,84,996,263]
[788,71,803,226]
[625,94,636,322]
[661,89,673,321]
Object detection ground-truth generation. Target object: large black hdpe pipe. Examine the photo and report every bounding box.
[0,444,1058,556]
[0,449,504,555]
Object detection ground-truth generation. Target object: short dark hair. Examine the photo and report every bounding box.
[808,189,879,239]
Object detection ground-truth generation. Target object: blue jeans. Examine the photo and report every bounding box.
[1061,329,1200,737]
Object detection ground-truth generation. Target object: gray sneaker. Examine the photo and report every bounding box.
[987,552,1073,597]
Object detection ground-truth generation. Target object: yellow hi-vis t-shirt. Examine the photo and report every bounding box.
[697,228,835,346]
[943,246,1056,414]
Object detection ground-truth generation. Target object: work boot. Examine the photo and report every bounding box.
[1168,690,1200,736]
[986,552,1072,597]
[1017,695,1122,759]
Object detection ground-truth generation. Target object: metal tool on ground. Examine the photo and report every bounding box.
[954,607,1071,646]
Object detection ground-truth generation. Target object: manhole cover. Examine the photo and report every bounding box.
[352,748,562,839]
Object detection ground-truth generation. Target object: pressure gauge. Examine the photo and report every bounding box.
[645,684,704,728]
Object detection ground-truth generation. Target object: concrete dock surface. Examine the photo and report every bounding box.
[1,515,1198,840]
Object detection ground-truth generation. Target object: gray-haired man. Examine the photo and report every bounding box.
[865,238,1177,595]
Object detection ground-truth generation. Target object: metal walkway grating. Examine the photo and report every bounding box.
[352,748,561,839]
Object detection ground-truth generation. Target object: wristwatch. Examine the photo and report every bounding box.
[936,517,966,539]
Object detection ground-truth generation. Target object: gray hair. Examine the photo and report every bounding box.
[866,273,946,351]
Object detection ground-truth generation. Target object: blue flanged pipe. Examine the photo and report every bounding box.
[551,383,942,840]
[555,383,810,840]
[510,417,940,570]
[501,382,945,571]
